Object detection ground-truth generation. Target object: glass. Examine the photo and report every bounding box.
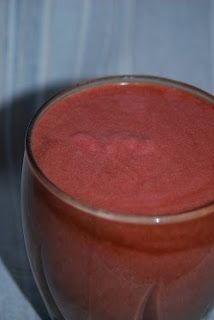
[21,76,214,320]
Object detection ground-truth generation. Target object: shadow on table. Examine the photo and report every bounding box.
[0,81,77,320]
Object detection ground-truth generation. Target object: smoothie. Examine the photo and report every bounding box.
[22,77,214,320]
[32,82,214,216]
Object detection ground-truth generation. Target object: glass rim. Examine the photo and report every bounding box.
[25,75,214,225]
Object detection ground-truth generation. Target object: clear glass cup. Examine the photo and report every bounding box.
[21,76,214,320]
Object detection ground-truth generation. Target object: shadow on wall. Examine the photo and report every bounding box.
[0,80,79,319]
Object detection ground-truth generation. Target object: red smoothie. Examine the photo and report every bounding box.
[32,83,214,216]
[22,77,214,320]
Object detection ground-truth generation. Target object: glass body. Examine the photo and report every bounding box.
[21,76,214,320]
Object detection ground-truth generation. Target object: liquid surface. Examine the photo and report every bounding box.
[31,83,214,215]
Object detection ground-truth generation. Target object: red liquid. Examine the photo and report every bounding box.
[32,83,214,215]
[22,79,214,320]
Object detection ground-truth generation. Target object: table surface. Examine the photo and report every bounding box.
[0,0,214,319]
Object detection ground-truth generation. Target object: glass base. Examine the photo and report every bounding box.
[50,307,214,320]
